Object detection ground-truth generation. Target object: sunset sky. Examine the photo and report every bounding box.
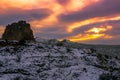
[0,0,120,45]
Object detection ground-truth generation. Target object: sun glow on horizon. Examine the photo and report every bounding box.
[67,25,113,42]
[68,33,112,42]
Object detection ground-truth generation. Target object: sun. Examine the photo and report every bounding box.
[90,28,100,33]
[86,26,112,34]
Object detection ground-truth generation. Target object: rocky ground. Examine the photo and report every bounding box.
[0,40,120,80]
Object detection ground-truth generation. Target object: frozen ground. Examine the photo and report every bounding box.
[0,40,120,80]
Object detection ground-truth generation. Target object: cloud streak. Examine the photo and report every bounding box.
[59,0,120,23]
[0,8,52,25]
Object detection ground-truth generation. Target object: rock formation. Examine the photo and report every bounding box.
[2,21,35,41]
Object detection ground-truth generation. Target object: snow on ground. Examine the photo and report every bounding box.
[0,42,120,80]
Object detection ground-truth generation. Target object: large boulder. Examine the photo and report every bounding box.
[2,21,35,41]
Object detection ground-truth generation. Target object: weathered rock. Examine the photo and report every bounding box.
[2,21,35,41]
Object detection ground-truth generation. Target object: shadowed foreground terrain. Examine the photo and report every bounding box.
[0,39,120,80]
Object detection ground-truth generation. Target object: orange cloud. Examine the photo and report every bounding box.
[0,0,37,10]
[29,0,100,31]
[0,0,100,28]
[86,25,112,33]
[66,0,100,12]
[66,25,113,42]
[68,34,104,41]
[68,33,112,42]
[67,15,120,32]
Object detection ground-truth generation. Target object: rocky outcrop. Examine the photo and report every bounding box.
[2,21,35,41]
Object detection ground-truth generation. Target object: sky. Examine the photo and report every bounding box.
[0,0,120,45]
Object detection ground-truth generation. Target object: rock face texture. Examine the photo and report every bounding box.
[2,21,34,41]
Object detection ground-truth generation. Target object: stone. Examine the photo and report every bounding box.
[2,21,35,41]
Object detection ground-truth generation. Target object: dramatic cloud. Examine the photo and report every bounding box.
[33,25,73,39]
[73,20,120,34]
[68,20,120,43]
[57,0,69,5]
[0,8,52,25]
[59,0,120,23]
[0,0,120,44]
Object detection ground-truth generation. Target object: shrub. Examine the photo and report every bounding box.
[16,54,22,62]
[56,41,64,46]
[19,40,26,45]
[66,48,71,52]
[13,77,21,80]
[97,53,107,64]
[90,48,96,53]
[99,73,119,80]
